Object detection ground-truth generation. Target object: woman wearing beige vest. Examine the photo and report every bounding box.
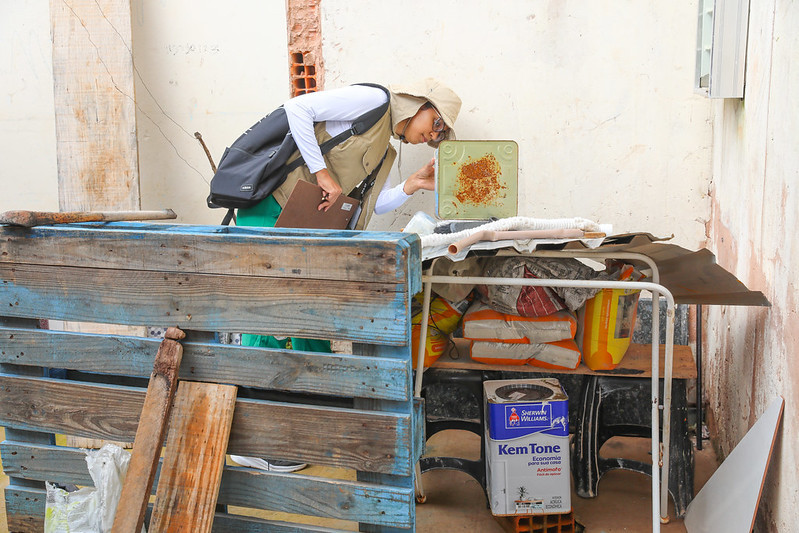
[231,79,461,472]
[240,78,462,230]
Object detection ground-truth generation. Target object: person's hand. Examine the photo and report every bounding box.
[315,169,342,211]
[403,158,436,195]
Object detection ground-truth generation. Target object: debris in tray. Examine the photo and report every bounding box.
[454,153,507,206]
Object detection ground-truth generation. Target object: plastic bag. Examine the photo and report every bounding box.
[479,257,601,317]
[411,293,469,367]
[45,443,144,533]
[45,484,99,533]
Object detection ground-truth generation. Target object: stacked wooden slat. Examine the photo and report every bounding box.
[0,222,422,532]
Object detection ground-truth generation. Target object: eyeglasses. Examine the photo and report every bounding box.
[432,107,448,134]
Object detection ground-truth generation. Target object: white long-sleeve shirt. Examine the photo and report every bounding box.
[282,85,411,214]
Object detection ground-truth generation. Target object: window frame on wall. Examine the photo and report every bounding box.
[695,0,751,99]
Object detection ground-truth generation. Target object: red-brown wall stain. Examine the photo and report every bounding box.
[704,195,741,456]
[706,188,798,527]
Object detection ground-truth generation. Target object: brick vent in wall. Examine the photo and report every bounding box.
[290,51,318,97]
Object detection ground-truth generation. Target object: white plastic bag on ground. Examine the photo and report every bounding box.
[45,443,145,533]
[45,483,99,533]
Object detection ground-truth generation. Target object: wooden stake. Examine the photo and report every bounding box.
[0,209,177,227]
[111,327,185,533]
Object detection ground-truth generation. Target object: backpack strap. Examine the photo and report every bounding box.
[349,148,389,202]
[221,209,236,226]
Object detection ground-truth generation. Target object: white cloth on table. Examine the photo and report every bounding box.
[411,216,610,261]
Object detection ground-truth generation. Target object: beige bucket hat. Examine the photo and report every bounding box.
[388,78,462,146]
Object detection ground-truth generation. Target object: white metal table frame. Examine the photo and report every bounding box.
[413,250,676,532]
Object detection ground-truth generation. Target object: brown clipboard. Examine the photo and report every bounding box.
[274,180,360,229]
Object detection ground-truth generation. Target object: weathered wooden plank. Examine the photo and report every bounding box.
[217,470,412,528]
[1,443,96,483]
[352,343,417,533]
[149,381,237,532]
[209,514,353,533]
[0,375,413,475]
[5,486,362,532]
[49,0,144,455]
[113,328,185,533]
[0,375,142,442]
[2,442,414,527]
[50,0,139,211]
[0,263,409,345]
[0,318,55,453]
[4,485,43,533]
[230,399,413,476]
[0,327,411,400]
[0,223,420,288]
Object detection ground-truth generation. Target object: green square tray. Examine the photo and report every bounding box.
[435,140,518,220]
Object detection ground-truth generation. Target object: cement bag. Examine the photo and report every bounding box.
[578,263,644,370]
[478,257,601,317]
[470,339,581,370]
[411,293,469,368]
[462,302,577,344]
[45,444,144,533]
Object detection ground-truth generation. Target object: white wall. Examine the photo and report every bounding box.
[0,1,289,223]
[130,0,290,223]
[2,2,710,245]
[0,1,59,212]
[321,1,712,248]
[704,1,799,530]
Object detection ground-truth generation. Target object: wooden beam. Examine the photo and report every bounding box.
[149,381,237,532]
[0,224,419,286]
[49,1,146,448]
[3,442,415,527]
[0,327,411,401]
[0,375,412,475]
[0,263,409,345]
[112,327,185,533]
[50,0,140,211]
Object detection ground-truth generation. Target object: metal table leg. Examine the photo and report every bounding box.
[696,305,703,450]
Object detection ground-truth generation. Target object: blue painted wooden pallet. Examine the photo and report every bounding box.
[0,222,422,532]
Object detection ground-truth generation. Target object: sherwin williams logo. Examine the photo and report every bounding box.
[504,403,551,430]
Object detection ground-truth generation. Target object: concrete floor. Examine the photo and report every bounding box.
[0,426,718,532]
[416,429,719,533]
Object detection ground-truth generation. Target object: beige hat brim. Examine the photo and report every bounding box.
[389,78,462,146]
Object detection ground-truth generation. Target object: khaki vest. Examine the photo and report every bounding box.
[272,109,397,230]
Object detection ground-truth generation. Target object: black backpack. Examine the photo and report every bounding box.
[207,84,390,224]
